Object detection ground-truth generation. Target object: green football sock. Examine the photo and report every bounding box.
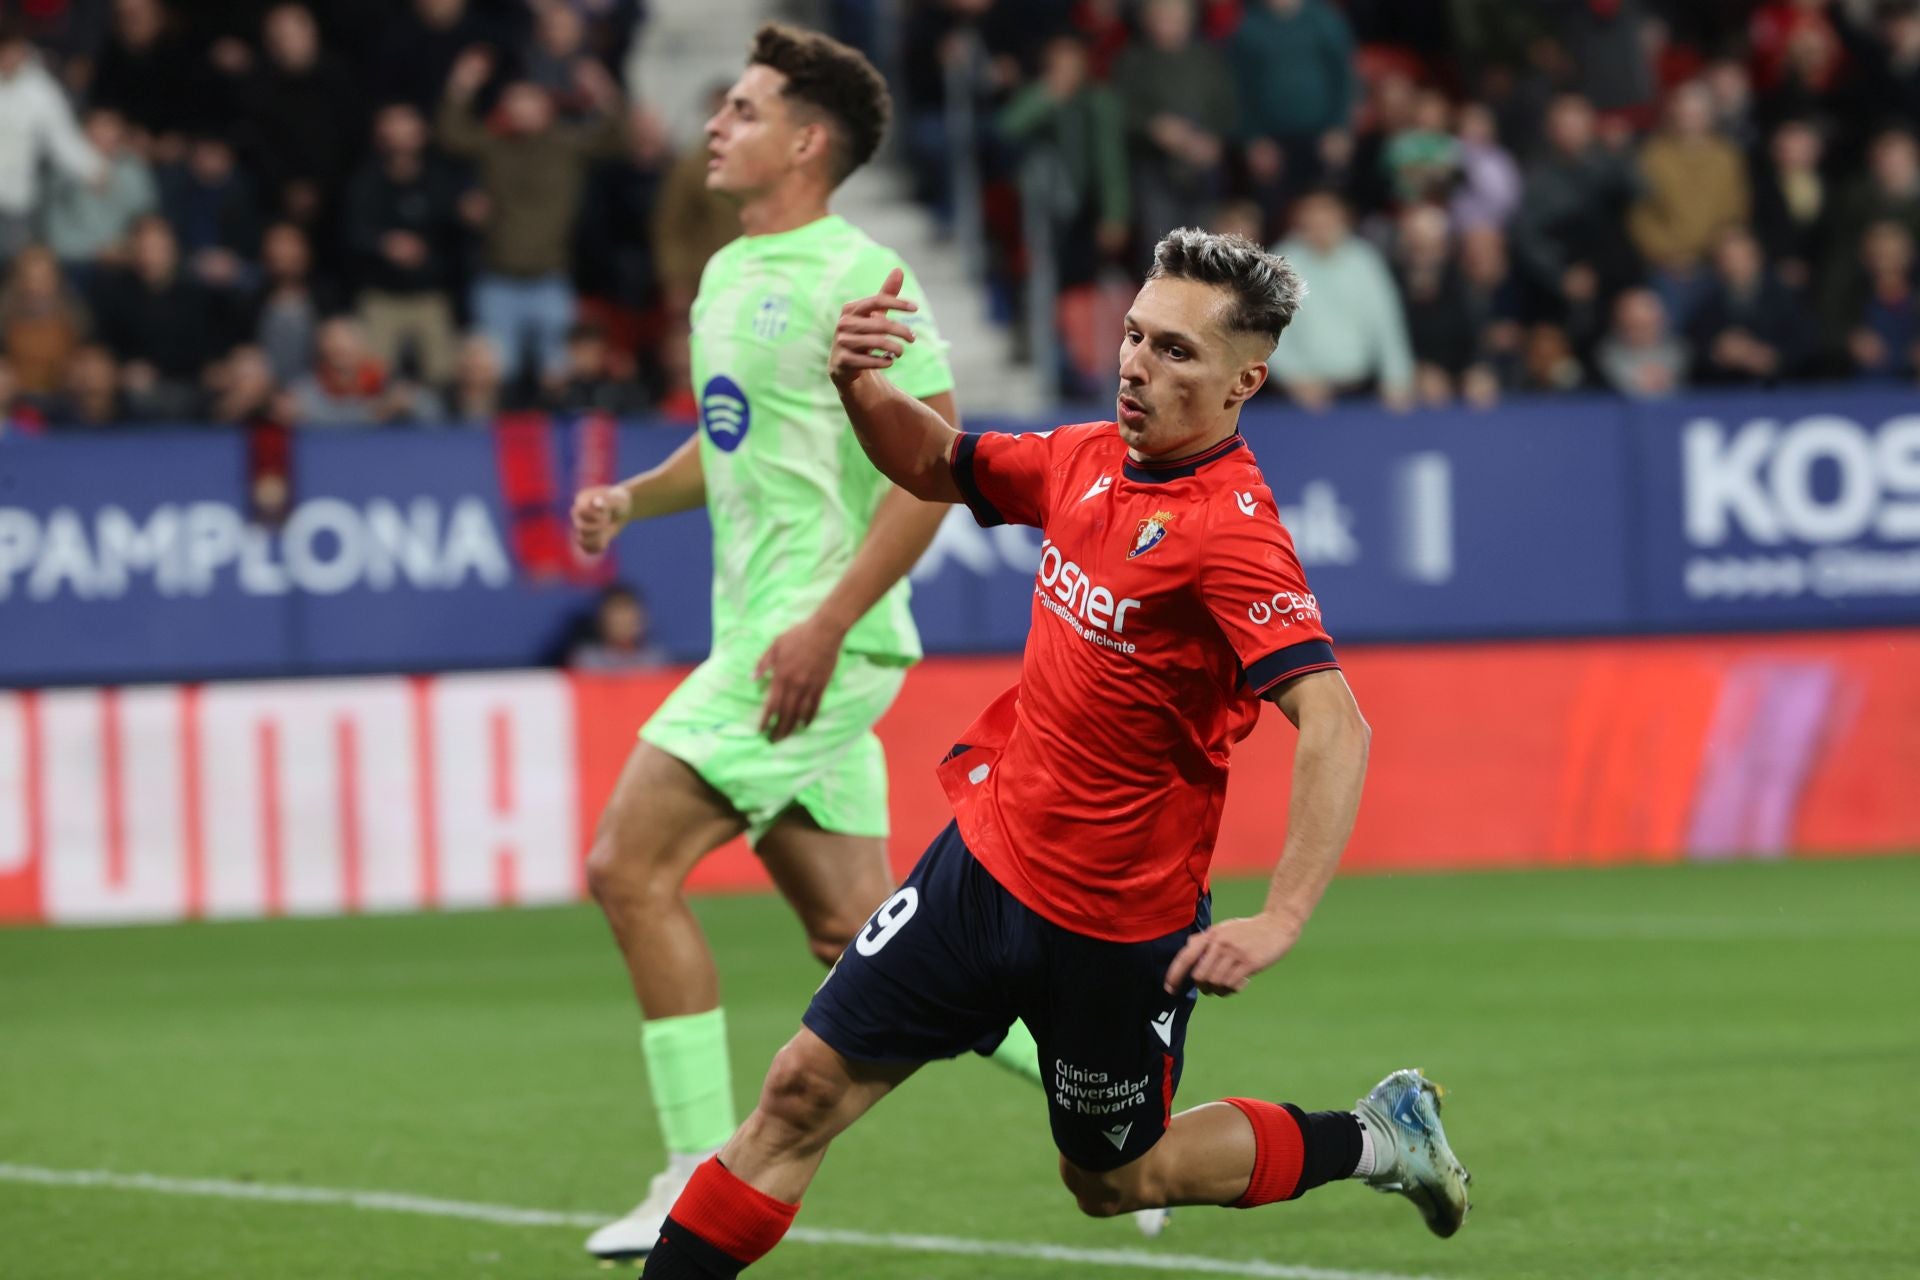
[987,1018,1046,1088]
[640,1008,736,1155]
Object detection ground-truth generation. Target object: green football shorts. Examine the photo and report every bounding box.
[640,646,908,845]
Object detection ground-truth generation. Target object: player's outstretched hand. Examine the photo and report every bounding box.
[829,267,918,391]
[571,484,632,555]
[755,614,844,743]
[1163,913,1303,997]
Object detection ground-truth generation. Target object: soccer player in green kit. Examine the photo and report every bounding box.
[568,25,1157,1259]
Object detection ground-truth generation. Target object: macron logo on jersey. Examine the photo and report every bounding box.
[1079,476,1113,503]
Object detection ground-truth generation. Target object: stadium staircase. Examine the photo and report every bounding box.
[629,1,1049,416]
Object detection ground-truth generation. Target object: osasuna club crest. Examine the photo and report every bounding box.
[1128,510,1173,559]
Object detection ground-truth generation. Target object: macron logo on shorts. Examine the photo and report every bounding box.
[1103,1122,1134,1151]
[1149,1009,1176,1047]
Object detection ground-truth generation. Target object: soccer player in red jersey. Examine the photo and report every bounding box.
[639,230,1473,1278]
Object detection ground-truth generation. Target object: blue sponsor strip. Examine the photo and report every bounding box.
[3,390,1919,685]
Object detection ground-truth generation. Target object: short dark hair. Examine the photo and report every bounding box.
[749,22,890,184]
[1147,228,1305,350]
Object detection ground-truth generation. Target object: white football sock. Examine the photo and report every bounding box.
[1351,1115,1379,1179]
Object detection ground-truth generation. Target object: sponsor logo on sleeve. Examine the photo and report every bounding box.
[1246,591,1321,627]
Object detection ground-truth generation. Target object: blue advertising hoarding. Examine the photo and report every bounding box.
[1630,391,1920,629]
[4,390,1918,686]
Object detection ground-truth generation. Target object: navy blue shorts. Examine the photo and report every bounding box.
[802,821,1210,1172]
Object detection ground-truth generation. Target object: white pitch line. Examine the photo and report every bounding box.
[0,1162,1452,1280]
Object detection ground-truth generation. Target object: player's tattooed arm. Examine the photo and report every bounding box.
[832,269,965,504]
[569,435,705,554]
[1164,669,1370,996]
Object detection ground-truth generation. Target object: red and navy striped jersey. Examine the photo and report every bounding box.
[936,421,1338,942]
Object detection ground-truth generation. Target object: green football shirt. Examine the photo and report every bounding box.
[689,214,953,663]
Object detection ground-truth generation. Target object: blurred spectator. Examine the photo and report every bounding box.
[230,4,364,226]
[249,222,339,385]
[344,103,466,385]
[1449,101,1521,233]
[44,343,125,427]
[1229,0,1358,203]
[1702,57,1759,151]
[997,35,1129,285]
[549,322,648,415]
[1382,87,1462,207]
[439,47,627,386]
[88,0,208,149]
[207,345,284,425]
[1839,219,1920,380]
[8,2,108,88]
[1336,69,1414,220]
[447,333,505,422]
[568,584,672,670]
[1392,205,1486,407]
[0,356,28,433]
[1689,225,1811,386]
[1069,0,1131,77]
[1459,224,1526,391]
[158,133,262,290]
[1750,0,1845,98]
[898,0,1048,225]
[1824,127,1920,288]
[1268,188,1415,412]
[0,245,91,396]
[1520,320,1587,392]
[572,102,672,312]
[368,0,502,117]
[1111,0,1236,247]
[1753,117,1831,290]
[0,18,105,265]
[522,0,596,116]
[43,107,158,271]
[1596,286,1687,398]
[1542,0,1657,118]
[1627,82,1750,327]
[90,214,231,417]
[653,85,743,317]
[1208,198,1267,245]
[1842,0,1920,129]
[289,315,437,425]
[1512,94,1641,319]
[1448,0,1550,81]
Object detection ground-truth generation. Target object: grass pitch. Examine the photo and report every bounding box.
[3,855,1917,1280]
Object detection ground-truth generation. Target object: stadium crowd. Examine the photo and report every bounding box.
[2,0,1919,429]
[0,0,737,431]
[892,0,1920,406]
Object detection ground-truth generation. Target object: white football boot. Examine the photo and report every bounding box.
[1352,1069,1472,1238]
[583,1151,710,1261]
[1132,1206,1172,1237]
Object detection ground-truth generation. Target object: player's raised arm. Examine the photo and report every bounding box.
[831,269,965,504]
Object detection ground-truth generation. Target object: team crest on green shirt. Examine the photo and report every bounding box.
[754,295,791,340]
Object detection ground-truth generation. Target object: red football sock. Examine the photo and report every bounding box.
[1222,1097,1306,1207]
[659,1157,798,1268]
